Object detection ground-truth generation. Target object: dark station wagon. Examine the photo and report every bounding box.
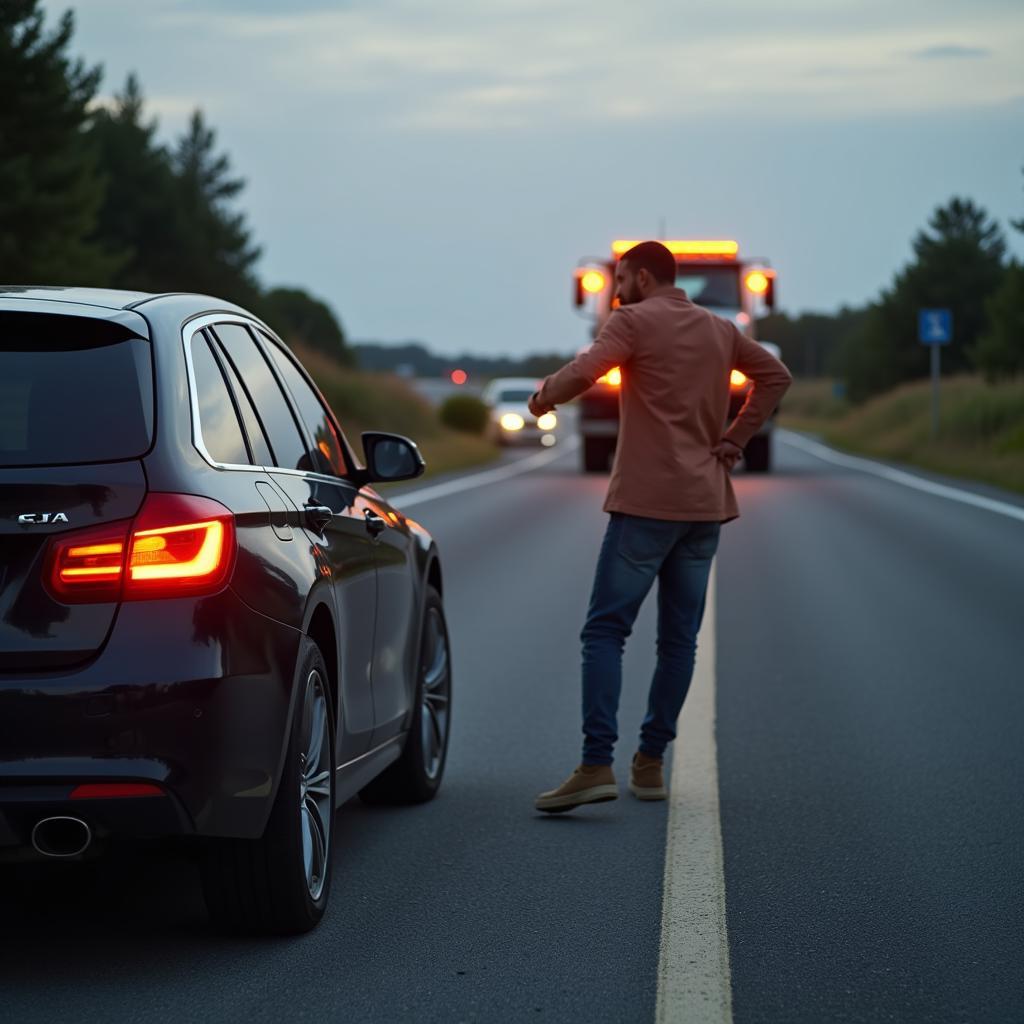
[0,287,452,933]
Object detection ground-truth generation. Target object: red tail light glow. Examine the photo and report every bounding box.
[126,494,234,597]
[46,494,235,604]
[49,524,128,600]
[70,783,165,799]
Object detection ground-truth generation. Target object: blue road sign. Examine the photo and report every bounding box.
[919,309,952,345]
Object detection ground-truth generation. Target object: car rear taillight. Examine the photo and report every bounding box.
[126,493,235,598]
[48,523,130,601]
[46,494,235,604]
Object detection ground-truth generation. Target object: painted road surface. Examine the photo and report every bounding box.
[2,432,1022,1023]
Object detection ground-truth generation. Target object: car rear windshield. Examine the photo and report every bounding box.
[0,312,153,467]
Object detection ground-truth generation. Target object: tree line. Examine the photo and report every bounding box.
[0,2,351,364]
[760,188,1024,401]
[353,341,571,380]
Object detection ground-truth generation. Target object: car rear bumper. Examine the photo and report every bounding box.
[0,588,303,851]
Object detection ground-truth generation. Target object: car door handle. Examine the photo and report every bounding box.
[364,510,387,538]
[304,503,334,533]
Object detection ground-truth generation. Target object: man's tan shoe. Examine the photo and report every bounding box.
[629,752,668,800]
[535,764,618,813]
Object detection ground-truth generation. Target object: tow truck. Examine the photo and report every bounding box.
[571,239,780,473]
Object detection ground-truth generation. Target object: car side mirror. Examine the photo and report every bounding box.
[360,432,426,484]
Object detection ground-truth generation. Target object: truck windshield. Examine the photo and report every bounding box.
[676,265,741,309]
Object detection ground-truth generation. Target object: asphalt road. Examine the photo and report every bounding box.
[2,432,1022,1023]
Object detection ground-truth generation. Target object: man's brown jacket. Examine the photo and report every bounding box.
[535,287,792,522]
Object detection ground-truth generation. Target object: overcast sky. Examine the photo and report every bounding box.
[53,0,1024,356]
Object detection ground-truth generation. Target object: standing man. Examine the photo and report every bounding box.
[531,241,791,813]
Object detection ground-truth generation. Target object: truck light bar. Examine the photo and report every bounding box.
[611,239,740,258]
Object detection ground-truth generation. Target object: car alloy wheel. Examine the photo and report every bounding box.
[299,667,332,901]
[358,585,451,805]
[420,606,451,781]
[200,639,335,934]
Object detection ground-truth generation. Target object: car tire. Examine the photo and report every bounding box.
[200,638,336,935]
[359,586,451,806]
[744,434,772,473]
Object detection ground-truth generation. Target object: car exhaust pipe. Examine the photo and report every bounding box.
[31,816,93,858]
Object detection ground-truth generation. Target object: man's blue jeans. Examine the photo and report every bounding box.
[581,512,720,766]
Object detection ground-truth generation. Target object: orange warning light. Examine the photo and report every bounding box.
[450,369,468,385]
[745,271,770,295]
[598,367,623,387]
[612,239,740,258]
[580,270,606,294]
[730,370,748,388]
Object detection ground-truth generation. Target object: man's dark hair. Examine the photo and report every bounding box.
[620,241,677,285]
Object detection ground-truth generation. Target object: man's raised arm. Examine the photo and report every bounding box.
[530,309,636,416]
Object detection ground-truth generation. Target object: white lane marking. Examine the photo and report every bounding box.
[389,436,580,509]
[657,565,733,1024]
[779,430,1024,524]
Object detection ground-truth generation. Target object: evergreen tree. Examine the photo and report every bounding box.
[971,265,1024,380]
[171,109,261,305]
[263,286,353,366]
[1011,165,1024,235]
[971,167,1024,380]
[758,307,869,378]
[89,73,186,292]
[842,198,1006,401]
[0,1,121,283]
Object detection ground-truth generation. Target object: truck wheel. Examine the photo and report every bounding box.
[359,586,451,805]
[744,434,772,473]
[582,438,612,473]
[201,639,335,935]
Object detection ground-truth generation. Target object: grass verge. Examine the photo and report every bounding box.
[779,376,1024,495]
[295,344,499,481]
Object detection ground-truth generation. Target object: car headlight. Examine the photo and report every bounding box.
[536,412,557,431]
[500,413,525,431]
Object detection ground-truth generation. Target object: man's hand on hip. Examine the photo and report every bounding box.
[529,392,553,418]
[712,438,744,471]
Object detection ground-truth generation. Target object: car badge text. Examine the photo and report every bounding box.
[18,512,69,525]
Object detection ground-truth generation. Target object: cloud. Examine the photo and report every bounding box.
[125,2,1024,132]
[910,45,993,60]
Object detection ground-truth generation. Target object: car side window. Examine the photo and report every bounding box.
[190,333,250,466]
[211,323,310,472]
[208,331,275,467]
[262,337,347,478]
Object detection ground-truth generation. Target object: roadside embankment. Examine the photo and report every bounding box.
[295,344,499,479]
[779,376,1024,495]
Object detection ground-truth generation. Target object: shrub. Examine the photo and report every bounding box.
[439,394,490,435]
[972,263,1024,382]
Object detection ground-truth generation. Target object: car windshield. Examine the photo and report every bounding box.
[676,265,741,308]
[498,389,534,403]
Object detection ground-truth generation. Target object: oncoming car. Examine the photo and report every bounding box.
[482,377,557,447]
[0,287,452,934]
